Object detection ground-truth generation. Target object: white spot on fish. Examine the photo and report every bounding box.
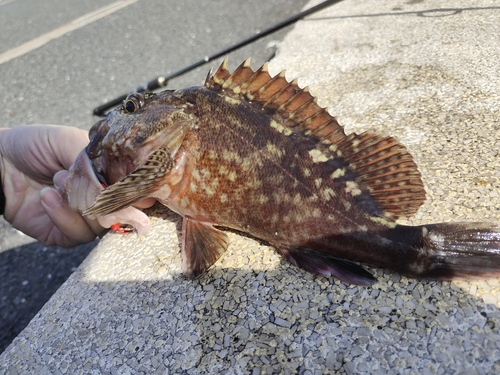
[331,168,345,179]
[201,168,211,180]
[270,119,292,136]
[308,195,319,203]
[428,232,446,246]
[222,150,239,162]
[266,141,284,158]
[308,149,328,163]
[180,196,190,208]
[189,181,197,193]
[369,216,397,228]
[321,188,336,201]
[228,170,237,182]
[219,165,228,175]
[208,150,217,160]
[294,214,305,224]
[409,262,426,275]
[345,181,362,196]
[224,96,241,105]
[192,169,201,181]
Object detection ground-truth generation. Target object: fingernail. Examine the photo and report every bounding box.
[40,187,62,209]
[53,170,69,189]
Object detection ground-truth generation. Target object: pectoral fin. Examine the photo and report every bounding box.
[181,216,230,279]
[84,147,173,217]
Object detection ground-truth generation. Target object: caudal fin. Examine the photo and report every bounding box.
[279,222,500,285]
[412,222,500,280]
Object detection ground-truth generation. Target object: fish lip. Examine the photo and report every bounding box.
[86,145,109,186]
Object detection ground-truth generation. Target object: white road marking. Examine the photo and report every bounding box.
[0,0,139,65]
[0,0,17,7]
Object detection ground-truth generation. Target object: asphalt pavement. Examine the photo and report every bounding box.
[0,0,309,353]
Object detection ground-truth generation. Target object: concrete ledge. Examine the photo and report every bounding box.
[2,0,500,373]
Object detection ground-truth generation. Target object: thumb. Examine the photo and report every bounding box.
[40,187,103,245]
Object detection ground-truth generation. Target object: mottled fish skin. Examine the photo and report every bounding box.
[83,59,500,285]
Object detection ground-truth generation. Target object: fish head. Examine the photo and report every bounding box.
[86,91,193,186]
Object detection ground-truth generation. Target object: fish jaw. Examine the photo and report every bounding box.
[61,147,151,235]
[61,148,105,213]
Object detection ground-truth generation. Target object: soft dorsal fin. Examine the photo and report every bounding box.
[205,58,426,218]
[336,132,426,218]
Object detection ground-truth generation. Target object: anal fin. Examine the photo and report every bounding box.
[181,216,230,279]
[279,247,376,286]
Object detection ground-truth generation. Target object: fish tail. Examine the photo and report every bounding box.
[280,222,500,285]
[408,222,500,280]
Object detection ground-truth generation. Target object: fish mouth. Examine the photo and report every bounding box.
[85,143,109,187]
[86,143,157,188]
[88,156,138,187]
[92,164,108,187]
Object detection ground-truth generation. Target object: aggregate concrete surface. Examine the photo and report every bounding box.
[1,0,500,374]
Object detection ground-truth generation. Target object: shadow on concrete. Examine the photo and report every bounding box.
[0,239,98,353]
[1,260,498,373]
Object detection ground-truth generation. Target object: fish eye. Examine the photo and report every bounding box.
[123,93,145,113]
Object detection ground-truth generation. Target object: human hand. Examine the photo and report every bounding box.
[0,125,105,247]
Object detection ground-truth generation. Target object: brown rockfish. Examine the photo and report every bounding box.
[79,59,500,285]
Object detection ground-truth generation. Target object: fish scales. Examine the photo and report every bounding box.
[174,87,383,242]
[82,58,500,284]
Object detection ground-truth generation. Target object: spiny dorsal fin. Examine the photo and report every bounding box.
[206,59,425,218]
[205,58,346,144]
[337,132,426,218]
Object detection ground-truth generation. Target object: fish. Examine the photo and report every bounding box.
[77,58,500,285]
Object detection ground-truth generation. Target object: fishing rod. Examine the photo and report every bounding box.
[93,0,343,116]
